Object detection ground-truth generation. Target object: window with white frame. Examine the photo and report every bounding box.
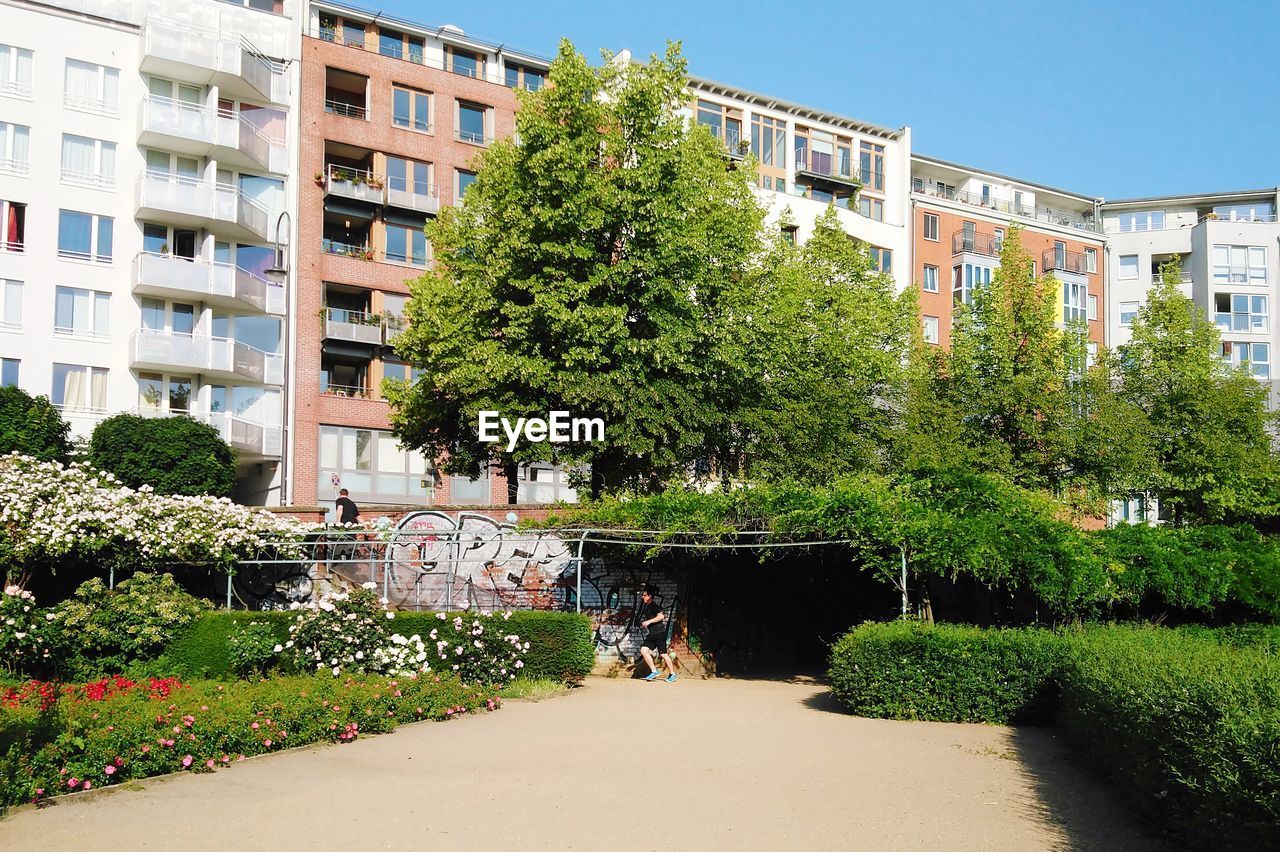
[868,246,892,274]
[922,213,939,241]
[1118,211,1165,232]
[137,371,192,412]
[1222,341,1270,379]
[1212,245,1267,285]
[922,264,939,293]
[0,44,34,99]
[392,85,431,132]
[0,122,29,174]
[1119,254,1139,279]
[1119,301,1138,326]
[953,263,992,306]
[858,195,884,221]
[517,464,578,503]
[1214,293,1268,333]
[1,279,20,330]
[1085,247,1097,273]
[922,315,940,344]
[57,210,113,263]
[61,135,116,189]
[1,358,16,387]
[1088,294,1098,321]
[455,101,489,144]
[1064,281,1088,323]
[1086,341,1098,368]
[54,286,110,338]
[64,59,119,114]
[51,363,108,410]
[318,425,434,503]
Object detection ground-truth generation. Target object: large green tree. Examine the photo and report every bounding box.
[0,386,72,463]
[88,414,237,498]
[1117,261,1279,524]
[388,41,768,495]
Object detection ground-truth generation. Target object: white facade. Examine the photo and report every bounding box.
[687,77,912,289]
[1102,189,1280,406]
[0,0,301,504]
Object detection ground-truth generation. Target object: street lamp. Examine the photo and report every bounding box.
[265,211,292,507]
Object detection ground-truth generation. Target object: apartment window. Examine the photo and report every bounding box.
[1,279,20,330]
[379,29,424,63]
[781,224,797,245]
[922,315,940,344]
[456,170,477,199]
[1213,245,1267,285]
[868,246,892,274]
[922,265,939,293]
[386,156,432,201]
[0,44,34,99]
[859,141,885,191]
[1088,294,1099,321]
[456,101,488,144]
[392,85,431,132]
[61,135,116,189]
[1085,248,1097,273]
[1118,211,1165,232]
[51,363,108,411]
[64,59,119,115]
[0,122,29,174]
[1213,202,1275,222]
[137,372,193,412]
[324,67,368,120]
[696,100,743,151]
[1087,342,1098,368]
[1013,190,1024,213]
[1222,341,1270,379]
[1063,281,1087,323]
[384,220,428,267]
[859,196,884,221]
[1214,293,1268,333]
[57,210,113,263]
[922,213,939,241]
[339,19,366,48]
[751,114,786,191]
[1,358,16,387]
[54,287,110,338]
[1,200,25,252]
[954,263,992,306]
[1119,301,1139,326]
[1119,254,1139,279]
[447,47,484,79]
[505,64,545,91]
[319,425,433,502]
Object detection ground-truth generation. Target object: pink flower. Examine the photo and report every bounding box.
[182,755,193,768]
[104,765,116,776]
[251,722,260,730]
[206,759,215,769]
[263,739,272,747]
[141,745,150,754]
[201,705,208,711]
[106,725,114,731]
[221,755,230,764]
[67,778,78,789]
[82,781,91,790]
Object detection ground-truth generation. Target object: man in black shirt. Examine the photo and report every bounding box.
[335,489,360,525]
[638,585,677,682]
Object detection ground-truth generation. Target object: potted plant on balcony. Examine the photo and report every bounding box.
[314,171,326,186]
[360,248,374,261]
[367,176,385,190]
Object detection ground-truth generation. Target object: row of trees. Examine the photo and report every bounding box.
[387,40,1277,526]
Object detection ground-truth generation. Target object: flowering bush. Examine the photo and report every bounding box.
[0,672,501,811]
[54,573,209,675]
[426,611,527,684]
[0,585,57,675]
[227,621,280,678]
[286,585,393,676]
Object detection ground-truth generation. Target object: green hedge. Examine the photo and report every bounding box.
[827,621,1063,724]
[828,621,1280,851]
[158,610,595,684]
[1057,627,1280,851]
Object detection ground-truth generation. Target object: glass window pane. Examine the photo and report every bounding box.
[58,210,91,257]
[96,216,112,261]
[172,303,194,335]
[93,292,110,334]
[392,88,409,127]
[376,432,404,472]
[355,430,372,470]
[319,427,339,468]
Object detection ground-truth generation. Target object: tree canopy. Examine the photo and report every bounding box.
[0,386,72,463]
[88,414,237,498]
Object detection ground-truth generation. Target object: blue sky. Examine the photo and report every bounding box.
[369,0,1278,200]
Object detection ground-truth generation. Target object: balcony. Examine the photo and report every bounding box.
[324,165,385,205]
[1042,248,1090,276]
[138,97,286,174]
[323,307,384,346]
[208,412,282,459]
[136,171,270,242]
[912,178,1103,234]
[952,230,1002,258]
[133,252,284,315]
[386,179,439,216]
[794,149,861,188]
[131,329,283,386]
[140,17,287,105]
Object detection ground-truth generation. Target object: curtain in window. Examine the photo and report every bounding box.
[62,367,85,410]
[99,143,116,182]
[61,135,93,177]
[64,60,97,106]
[2,280,19,326]
[89,369,107,410]
[102,68,119,109]
[11,125,28,165]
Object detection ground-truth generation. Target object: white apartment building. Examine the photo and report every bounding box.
[686,76,912,289]
[0,0,301,504]
[1103,189,1280,405]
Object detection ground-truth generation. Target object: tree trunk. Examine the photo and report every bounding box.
[503,458,518,505]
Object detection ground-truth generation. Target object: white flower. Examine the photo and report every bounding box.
[361,581,377,590]
[273,644,283,653]
[385,612,395,620]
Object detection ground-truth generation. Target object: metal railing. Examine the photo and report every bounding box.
[952,230,1002,257]
[56,247,112,264]
[324,98,367,119]
[63,93,119,116]
[0,157,27,175]
[321,382,372,399]
[794,149,858,182]
[913,178,1102,233]
[321,239,373,259]
[0,79,34,99]
[454,128,492,145]
[1042,248,1091,275]
[1199,211,1278,225]
[0,239,23,253]
[60,168,116,190]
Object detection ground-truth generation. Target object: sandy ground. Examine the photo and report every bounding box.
[0,677,1167,851]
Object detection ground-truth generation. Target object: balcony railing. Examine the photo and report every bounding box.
[60,169,116,190]
[952,230,1002,258]
[0,79,33,99]
[134,407,281,458]
[1042,248,1091,275]
[0,238,23,253]
[385,179,439,215]
[321,382,372,399]
[794,149,860,185]
[324,307,384,345]
[1145,271,1194,286]
[1199,212,1279,225]
[454,128,493,145]
[912,178,1103,233]
[136,170,270,242]
[141,17,287,105]
[64,93,119,116]
[131,328,283,386]
[325,98,367,120]
[133,252,284,315]
[324,164,385,204]
[321,239,373,260]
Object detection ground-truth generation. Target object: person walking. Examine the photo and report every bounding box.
[638,585,677,682]
[335,488,360,525]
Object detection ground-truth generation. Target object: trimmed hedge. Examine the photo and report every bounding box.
[1057,627,1280,851]
[827,621,1063,724]
[828,622,1280,851]
[158,610,595,684]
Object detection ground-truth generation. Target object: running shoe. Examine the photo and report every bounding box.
[665,673,678,683]
[644,671,660,681]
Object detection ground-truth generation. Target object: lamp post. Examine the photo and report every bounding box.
[264,210,292,507]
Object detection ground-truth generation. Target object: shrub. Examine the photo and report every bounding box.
[827,621,1063,724]
[393,611,595,684]
[54,573,210,675]
[87,413,236,498]
[0,585,57,677]
[156,612,293,680]
[226,621,282,678]
[285,587,392,676]
[1057,626,1280,851]
[0,387,71,463]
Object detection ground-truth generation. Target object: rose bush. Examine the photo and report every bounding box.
[0,585,57,676]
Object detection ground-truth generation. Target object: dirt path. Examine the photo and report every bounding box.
[0,677,1165,851]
